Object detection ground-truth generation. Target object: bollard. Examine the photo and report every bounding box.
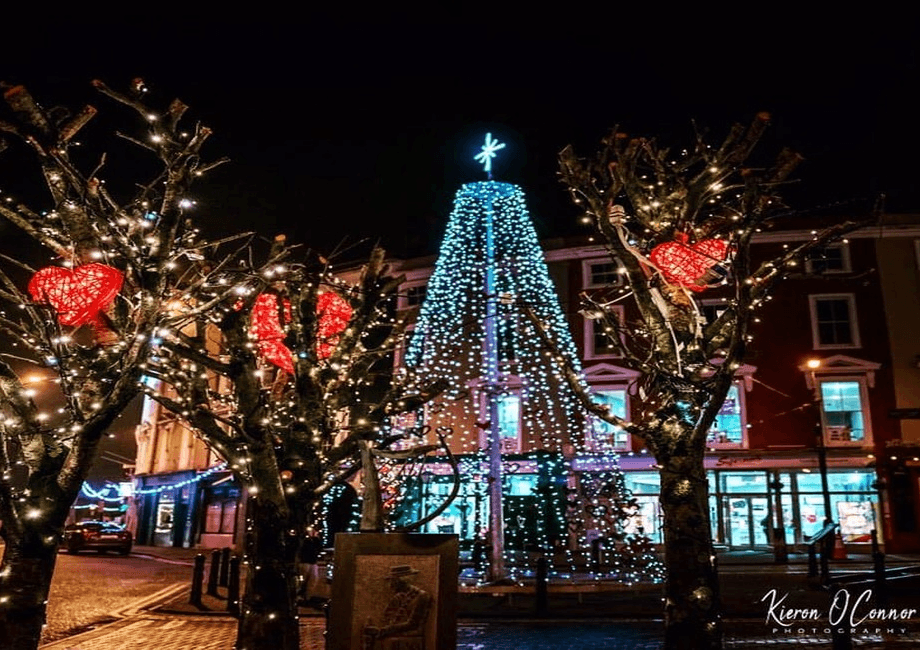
[807,543,818,578]
[219,546,231,587]
[535,555,548,618]
[190,553,205,606]
[227,555,241,616]
[207,549,221,596]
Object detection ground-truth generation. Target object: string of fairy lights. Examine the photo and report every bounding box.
[404,178,664,583]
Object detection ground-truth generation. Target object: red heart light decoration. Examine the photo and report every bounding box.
[250,293,294,374]
[316,291,352,360]
[649,234,729,292]
[28,263,124,328]
[249,291,353,373]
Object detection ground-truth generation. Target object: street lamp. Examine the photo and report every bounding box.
[806,358,834,527]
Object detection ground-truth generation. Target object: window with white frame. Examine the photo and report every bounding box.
[587,387,629,451]
[707,383,746,447]
[809,294,860,349]
[582,258,624,288]
[805,243,851,274]
[398,282,428,310]
[584,305,624,359]
[819,379,870,445]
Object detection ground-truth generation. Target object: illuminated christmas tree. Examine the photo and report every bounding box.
[404,135,663,583]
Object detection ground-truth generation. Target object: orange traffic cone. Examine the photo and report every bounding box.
[833,530,848,560]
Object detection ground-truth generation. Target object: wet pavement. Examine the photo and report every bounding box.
[36,546,920,649]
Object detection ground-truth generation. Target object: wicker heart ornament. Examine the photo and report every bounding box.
[649,234,729,292]
[28,263,124,329]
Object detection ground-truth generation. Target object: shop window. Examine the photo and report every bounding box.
[587,387,629,451]
[155,499,174,533]
[805,243,851,274]
[820,379,869,445]
[707,384,746,447]
[809,294,860,349]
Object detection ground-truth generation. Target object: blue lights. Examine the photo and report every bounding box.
[474,133,505,179]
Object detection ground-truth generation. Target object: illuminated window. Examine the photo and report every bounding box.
[820,379,868,445]
[587,387,629,451]
[496,393,521,453]
[707,384,746,447]
[809,294,860,349]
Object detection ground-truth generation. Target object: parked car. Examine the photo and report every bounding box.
[63,521,132,555]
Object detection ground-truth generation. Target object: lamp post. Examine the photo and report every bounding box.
[807,358,834,527]
[769,474,788,563]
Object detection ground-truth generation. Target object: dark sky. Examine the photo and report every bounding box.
[2,12,918,481]
[3,13,917,260]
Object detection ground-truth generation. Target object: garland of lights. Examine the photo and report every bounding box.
[133,462,229,495]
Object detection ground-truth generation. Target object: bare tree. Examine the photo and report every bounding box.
[0,79,226,649]
[147,239,448,650]
[545,113,867,649]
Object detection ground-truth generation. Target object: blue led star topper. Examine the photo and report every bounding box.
[474,133,506,180]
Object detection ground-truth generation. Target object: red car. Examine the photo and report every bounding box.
[63,521,133,555]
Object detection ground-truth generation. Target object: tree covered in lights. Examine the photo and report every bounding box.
[552,114,863,649]
[147,240,447,650]
[0,79,226,650]
[405,173,662,584]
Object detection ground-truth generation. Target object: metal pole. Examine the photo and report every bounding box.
[816,425,833,525]
[770,474,788,563]
[483,193,506,583]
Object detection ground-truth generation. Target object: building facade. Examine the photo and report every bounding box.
[386,216,920,555]
[129,215,920,555]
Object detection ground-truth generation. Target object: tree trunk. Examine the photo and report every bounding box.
[0,533,60,650]
[659,452,723,650]
[235,474,300,650]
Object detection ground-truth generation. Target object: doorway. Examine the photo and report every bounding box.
[723,496,770,548]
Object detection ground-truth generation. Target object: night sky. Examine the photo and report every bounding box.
[1,12,917,480]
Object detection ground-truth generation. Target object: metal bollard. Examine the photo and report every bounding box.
[535,555,548,618]
[207,549,221,596]
[190,553,205,605]
[219,547,231,587]
[227,555,241,616]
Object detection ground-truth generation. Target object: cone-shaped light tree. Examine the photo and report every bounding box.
[405,135,662,584]
[0,79,227,650]
[548,113,865,649]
